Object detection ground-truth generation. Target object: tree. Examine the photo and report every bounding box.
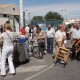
[31,16,44,25]
[45,11,63,20]
[32,16,43,20]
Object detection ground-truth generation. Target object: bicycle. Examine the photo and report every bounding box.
[29,40,44,59]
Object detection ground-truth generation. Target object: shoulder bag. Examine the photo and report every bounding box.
[6,32,15,55]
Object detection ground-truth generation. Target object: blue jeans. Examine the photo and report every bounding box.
[47,37,54,54]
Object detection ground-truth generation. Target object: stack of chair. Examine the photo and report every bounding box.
[72,39,80,60]
[54,38,70,67]
[75,39,80,60]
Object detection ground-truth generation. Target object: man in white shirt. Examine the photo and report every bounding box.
[74,24,80,38]
[46,25,55,54]
[70,24,77,40]
[25,24,30,38]
[55,24,66,47]
[71,24,80,60]
[54,24,66,63]
[75,28,80,38]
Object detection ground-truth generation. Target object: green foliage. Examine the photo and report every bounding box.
[45,11,63,20]
[32,16,43,20]
[31,11,63,26]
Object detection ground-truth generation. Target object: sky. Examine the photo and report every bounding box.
[0,0,80,19]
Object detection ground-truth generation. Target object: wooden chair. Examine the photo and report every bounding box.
[72,39,77,47]
[71,39,80,60]
[75,39,80,59]
[54,38,70,67]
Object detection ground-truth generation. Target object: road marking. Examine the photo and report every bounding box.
[24,64,55,80]
[3,65,47,80]
[16,65,47,73]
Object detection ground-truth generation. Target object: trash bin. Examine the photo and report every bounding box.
[13,38,29,62]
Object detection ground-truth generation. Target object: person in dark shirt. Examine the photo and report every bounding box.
[0,25,3,33]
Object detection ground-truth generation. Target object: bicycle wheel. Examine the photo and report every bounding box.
[33,46,43,59]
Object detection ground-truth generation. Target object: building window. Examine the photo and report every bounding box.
[13,8,15,11]
[3,14,7,17]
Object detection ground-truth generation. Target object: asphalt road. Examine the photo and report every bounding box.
[0,54,54,80]
[0,40,80,80]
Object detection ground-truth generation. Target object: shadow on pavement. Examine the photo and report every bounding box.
[14,59,30,68]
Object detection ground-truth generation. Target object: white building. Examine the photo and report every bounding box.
[64,19,80,25]
[0,4,20,32]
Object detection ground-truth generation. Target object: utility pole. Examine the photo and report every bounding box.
[25,10,28,25]
[20,0,23,28]
[27,12,31,24]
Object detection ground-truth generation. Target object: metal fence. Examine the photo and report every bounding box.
[31,19,63,28]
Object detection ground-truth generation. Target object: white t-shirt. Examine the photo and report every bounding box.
[46,28,55,38]
[75,29,80,39]
[0,31,14,48]
[25,26,29,33]
[25,26,30,37]
[55,30,66,42]
[33,27,37,33]
[70,27,77,38]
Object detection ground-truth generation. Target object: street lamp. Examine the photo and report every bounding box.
[25,10,31,24]
[27,12,31,24]
[25,10,28,25]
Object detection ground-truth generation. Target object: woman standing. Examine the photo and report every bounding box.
[0,23,15,76]
[37,27,45,55]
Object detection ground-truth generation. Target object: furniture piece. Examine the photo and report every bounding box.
[54,38,70,67]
